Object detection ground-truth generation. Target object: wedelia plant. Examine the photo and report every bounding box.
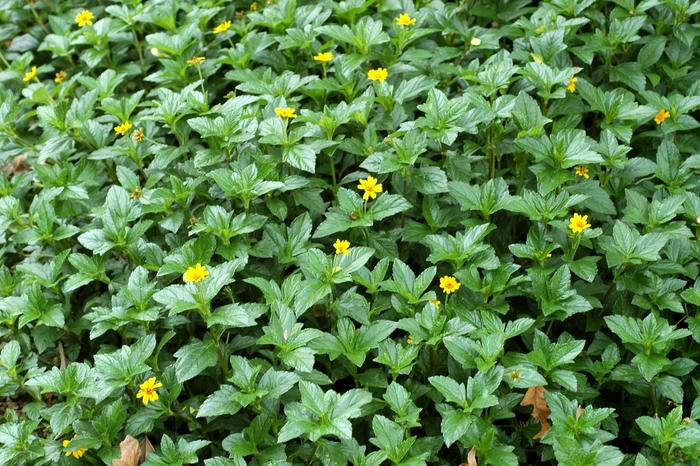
[1,0,700,465]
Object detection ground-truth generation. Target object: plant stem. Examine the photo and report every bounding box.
[601,263,627,306]
[210,327,230,380]
[305,442,319,466]
[329,153,337,198]
[132,29,145,66]
[648,381,657,416]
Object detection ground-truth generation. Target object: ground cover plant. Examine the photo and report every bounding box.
[3,0,700,464]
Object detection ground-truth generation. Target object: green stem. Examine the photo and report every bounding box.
[210,327,230,380]
[569,232,581,260]
[329,153,337,198]
[0,49,10,68]
[10,132,36,150]
[362,226,370,246]
[132,29,145,66]
[305,442,319,466]
[648,381,657,416]
[29,4,50,34]
[601,263,627,306]
[488,124,495,179]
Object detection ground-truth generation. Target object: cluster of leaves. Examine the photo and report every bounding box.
[3,0,700,465]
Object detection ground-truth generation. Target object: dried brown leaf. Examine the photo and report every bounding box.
[113,435,141,466]
[1,154,30,177]
[58,341,68,372]
[140,436,155,463]
[576,405,583,421]
[520,385,551,440]
[467,446,478,466]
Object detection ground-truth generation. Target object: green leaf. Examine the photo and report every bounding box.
[173,340,219,383]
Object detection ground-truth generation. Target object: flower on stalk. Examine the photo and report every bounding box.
[250,1,258,9]
[395,13,416,26]
[574,166,589,179]
[569,213,591,233]
[313,52,333,62]
[333,239,350,255]
[429,299,441,308]
[567,75,577,92]
[54,70,67,83]
[63,437,88,459]
[136,377,163,405]
[213,20,231,34]
[654,109,670,125]
[275,107,297,119]
[183,263,209,282]
[367,68,388,82]
[114,121,132,136]
[187,56,206,66]
[75,10,94,27]
[357,176,383,200]
[439,276,460,294]
[23,66,37,83]
[133,128,144,142]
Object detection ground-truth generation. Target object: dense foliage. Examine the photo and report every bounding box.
[2,0,700,464]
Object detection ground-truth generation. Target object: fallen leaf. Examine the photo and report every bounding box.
[1,154,30,177]
[467,446,478,466]
[58,340,68,371]
[113,435,141,466]
[520,385,551,440]
[140,436,155,463]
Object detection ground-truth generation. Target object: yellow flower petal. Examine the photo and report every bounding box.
[367,68,388,82]
[396,13,416,26]
[439,276,460,294]
[183,263,210,282]
[75,10,94,27]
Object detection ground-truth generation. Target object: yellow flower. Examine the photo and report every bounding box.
[75,10,94,27]
[535,25,546,34]
[23,66,37,83]
[213,20,231,34]
[367,68,388,82]
[313,52,333,62]
[333,239,350,255]
[54,70,67,83]
[63,438,88,459]
[357,176,383,200]
[439,276,460,294]
[510,369,521,383]
[429,299,441,308]
[567,75,577,93]
[654,109,670,125]
[183,263,209,282]
[187,56,206,66]
[574,166,589,179]
[136,377,163,406]
[114,121,133,136]
[569,213,592,233]
[395,13,416,26]
[251,1,258,10]
[133,128,144,142]
[275,107,297,119]
[470,37,482,46]
[407,335,413,344]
